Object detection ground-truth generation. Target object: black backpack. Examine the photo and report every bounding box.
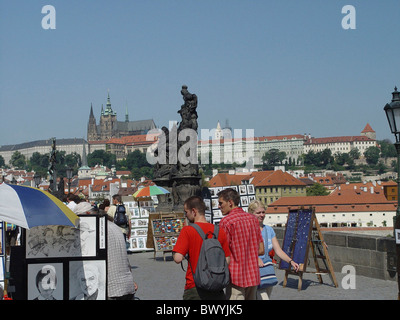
[113,204,128,227]
[189,224,230,292]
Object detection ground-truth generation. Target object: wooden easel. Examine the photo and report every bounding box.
[282,209,338,291]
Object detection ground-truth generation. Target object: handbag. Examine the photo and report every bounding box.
[258,226,278,288]
[258,256,278,288]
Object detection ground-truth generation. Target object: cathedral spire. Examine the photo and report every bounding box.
[89,103,95,118]
[104,90,116,116]
[125,103,129,122]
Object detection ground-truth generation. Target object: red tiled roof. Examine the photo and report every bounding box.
[209,170,306,188]
[266,191,396,214]
[256,134,305,142]
[361,123,375,133]
[304,136,375,145]
[208,173,250,187]
[107,133,159,145]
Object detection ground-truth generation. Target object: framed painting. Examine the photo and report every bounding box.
[26,215,98,259]
[238,185,247,195]
[69,260,106,300]
[27,263,63,300]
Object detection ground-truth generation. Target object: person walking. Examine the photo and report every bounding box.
[107,194,131,241]
[218,188,264,300]
[248,200,299,300]
[173,196,230,300]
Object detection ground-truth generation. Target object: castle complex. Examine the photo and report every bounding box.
[87,92,156,141]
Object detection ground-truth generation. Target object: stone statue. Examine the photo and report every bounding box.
[178,85,198,131]
[153,85,202,212]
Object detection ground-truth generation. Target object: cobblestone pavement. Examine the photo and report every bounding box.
[128,251,398,301]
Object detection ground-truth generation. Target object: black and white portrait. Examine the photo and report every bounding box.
[69,260,106,300]
[28,263,63,300]
[204,199,211,213]
[212,199,219,210]
[239,185,247,195]
[209,188,216,198]
[240,196,249,207]
[247,184,255,194]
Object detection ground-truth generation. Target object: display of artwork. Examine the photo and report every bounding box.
[20,214,108,300]
[128,202,154,252]
[152,218,184,252]
[207,184,255,224]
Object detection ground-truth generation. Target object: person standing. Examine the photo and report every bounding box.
[107,194,131,241]
[66,193,77,211]
[173,196,230,300]
[218,188,264,300]
[88,207,138,300]
[104,211,138,300]
[248,200,299,300]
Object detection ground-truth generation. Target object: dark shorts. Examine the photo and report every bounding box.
[183,287,226,300]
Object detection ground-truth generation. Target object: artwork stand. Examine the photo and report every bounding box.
[150,216,185,261]
[9,214,108,300]
[280,207,338,291]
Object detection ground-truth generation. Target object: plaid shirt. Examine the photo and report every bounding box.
[219,207,263,288]
[107,221,135,298]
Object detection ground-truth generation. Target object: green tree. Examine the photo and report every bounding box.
[349,148,360,160]
[320,149,334,167]
[10,151,26,169]
[0,155,6,168]
[306,183,330,196]
[88,150,116,168]
[29,152,50,177]
[262,149,286,169]
[379,139,397,158]
[364,146,380,165]
[126,150,151,170]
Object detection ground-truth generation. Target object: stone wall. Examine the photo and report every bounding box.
[273,227,397,281]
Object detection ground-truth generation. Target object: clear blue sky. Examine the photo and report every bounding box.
[1,0,399,146]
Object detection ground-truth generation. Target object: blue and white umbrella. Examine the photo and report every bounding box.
[0,183,79,229]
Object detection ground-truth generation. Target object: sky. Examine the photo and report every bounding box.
[1,0,399,146]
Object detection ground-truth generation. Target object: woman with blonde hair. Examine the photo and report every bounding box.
[248,200,299,300]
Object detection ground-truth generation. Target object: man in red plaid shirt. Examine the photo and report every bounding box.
[218,188,264,300]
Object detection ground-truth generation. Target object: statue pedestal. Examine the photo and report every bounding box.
[153,175,202,213]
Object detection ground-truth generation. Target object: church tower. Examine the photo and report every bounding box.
[361,123,376,140]
[99,91,117,140]
[87,103,98,141]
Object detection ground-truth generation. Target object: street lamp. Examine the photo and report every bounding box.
[66,167,73,194]
[384,86,400,300]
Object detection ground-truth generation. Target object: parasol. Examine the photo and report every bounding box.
[133,185,170,199]
[0,183,79,229]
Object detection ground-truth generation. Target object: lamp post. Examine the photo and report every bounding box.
[384,86,400,300]
[66,167,73,194]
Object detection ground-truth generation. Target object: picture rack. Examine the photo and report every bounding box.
[280,207,338,291]
[151,216,185,261]
[12,214,108,300]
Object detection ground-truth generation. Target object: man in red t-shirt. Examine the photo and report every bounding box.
[218,188,264,300]
[173,196,231,300]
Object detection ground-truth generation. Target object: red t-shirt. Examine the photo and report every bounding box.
[173,222,231,290]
